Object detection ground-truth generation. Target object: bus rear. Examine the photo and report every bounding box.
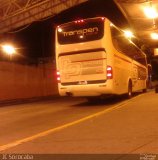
[55,17,112,97]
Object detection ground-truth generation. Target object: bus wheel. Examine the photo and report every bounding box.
[127,81,132,99]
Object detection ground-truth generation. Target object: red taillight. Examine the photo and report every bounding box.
[107,66,113,79]
[75,19,84,24]
[56,71,61,82]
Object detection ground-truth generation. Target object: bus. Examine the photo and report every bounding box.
[55,17,148,99]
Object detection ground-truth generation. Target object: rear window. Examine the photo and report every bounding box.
[57,18,104,44]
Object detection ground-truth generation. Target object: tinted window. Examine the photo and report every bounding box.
[57,18,104,44]
[111,26,146,66]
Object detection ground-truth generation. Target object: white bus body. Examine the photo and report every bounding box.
[55,17,147,97]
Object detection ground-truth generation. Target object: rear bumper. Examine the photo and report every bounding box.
[58,82,114,97]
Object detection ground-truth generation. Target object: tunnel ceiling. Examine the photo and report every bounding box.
[0,0,158,49]
[0,0,87,33]
[114,0,158,48]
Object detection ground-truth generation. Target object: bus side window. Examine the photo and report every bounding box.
[111,26,137,58]
[132,47,147,66]
[111,26,147,66]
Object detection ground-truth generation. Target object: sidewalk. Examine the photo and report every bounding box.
[0,94,60,107]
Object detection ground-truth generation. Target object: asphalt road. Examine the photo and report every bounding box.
[0,90,158,156]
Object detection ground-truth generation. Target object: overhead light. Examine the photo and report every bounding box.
[151,33,158,39]
[1,44,16,55]
[143,7,158,18]
[154,48,158,56]
[123,30,134,38]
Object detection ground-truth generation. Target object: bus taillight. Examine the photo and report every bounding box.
[75,19,84,24]
[56,71,61,82]
[107,66,113,79]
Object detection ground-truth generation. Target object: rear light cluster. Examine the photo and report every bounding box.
[75,17,104,24]
[75,19,84,24]
[107,66,113,79]
[56,67,112,83]
[56,71,60,82]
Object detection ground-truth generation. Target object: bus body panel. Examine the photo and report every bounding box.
[58,51,107,84]
[113,52,132,94]
[58,80,113,96]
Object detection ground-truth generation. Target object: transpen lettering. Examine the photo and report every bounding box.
[63,27,99,37]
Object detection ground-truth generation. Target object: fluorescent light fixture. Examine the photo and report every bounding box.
[2,44,16,55]
[124,30,134,38]
[154,48,158,56]
[151,33,158,39]
[144,7,158,18]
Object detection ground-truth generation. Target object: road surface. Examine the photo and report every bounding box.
[0,90,158,157]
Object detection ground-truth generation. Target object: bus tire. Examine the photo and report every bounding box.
[127,80,132,99]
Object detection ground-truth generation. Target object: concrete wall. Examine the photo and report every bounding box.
[0,61,58,101]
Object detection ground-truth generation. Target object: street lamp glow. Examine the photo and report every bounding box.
[2,44,16,55]
[151,33,158,39]
[124,30,134,38]
[143,7,158,18]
